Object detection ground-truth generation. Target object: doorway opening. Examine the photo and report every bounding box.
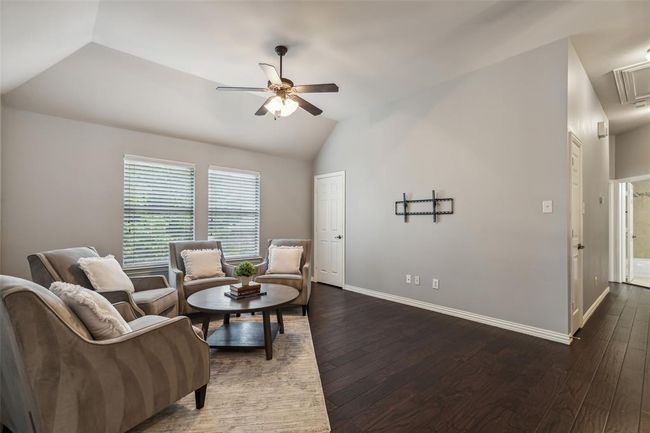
[610,175,650,288]
[313,171,345,288]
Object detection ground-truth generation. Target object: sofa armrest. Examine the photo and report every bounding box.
[131,275,169,291]
[302,263,312,298]
[98,290,145,317]
[112,301,138,322]
[222,261,237,277]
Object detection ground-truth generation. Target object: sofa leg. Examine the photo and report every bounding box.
[302,305,308,316]
[195,385,207,409]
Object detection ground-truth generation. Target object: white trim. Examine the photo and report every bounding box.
[209,165,261,177]
[124,153,196,169]
[313,171,346,287]
[343,284,572,345]
[582,286,610,325]
[616,174,650,183]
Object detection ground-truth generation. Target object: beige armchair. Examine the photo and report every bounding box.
[254,239,312,315]
[169,240,239,314]
[28,246,178,318]
[0,275,209,433]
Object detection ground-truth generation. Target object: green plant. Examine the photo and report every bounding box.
[235,261,256,277]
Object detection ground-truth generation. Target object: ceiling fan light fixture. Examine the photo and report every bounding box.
[265,95,299,117]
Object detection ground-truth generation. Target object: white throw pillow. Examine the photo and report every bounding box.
[181,249,225,281]
[78,255,135,293]
[50,282,132,340]
[267,246,303,274]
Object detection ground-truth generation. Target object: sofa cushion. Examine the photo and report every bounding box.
[255,273,303,291]
[267,246,303,274]
[183,276,239,296]
[132,287,178,316]
[128,315,204,339]
[78,255,135,293]
[50,282,131,340]
[181,249,225,281]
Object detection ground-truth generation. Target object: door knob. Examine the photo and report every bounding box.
[335,235,343,239]
[577,244,585,250]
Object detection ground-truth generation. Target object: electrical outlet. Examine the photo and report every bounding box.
[406,274,412,284]
[432,278,439,290]
[414,276,420,285]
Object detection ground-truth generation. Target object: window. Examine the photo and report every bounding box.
[123,156,195,268]
[208,167,260,259]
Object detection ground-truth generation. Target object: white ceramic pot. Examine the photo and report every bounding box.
[239,276,252,287]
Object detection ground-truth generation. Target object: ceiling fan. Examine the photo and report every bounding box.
[216,45,339,118]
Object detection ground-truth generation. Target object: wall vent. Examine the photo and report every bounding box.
[613,61,650,106]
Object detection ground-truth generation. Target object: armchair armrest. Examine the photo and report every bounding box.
[112,301,138,322]
[222,261,237,278]
[255,260,268,276]
[98,290,145,317]
[131,275,169,291]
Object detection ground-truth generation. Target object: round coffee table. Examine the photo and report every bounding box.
[187,283,299,360]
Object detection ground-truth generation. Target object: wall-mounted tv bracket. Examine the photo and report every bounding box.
[394,190,454,223]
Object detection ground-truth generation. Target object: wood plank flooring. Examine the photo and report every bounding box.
[308,282,650,433]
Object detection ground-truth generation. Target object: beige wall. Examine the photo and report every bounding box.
[615,123,650,179]
[567,42,610,317]
[1,108,313,279]
[315,39,571,334]
[633,179,650,259]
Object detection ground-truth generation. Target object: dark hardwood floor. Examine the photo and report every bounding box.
[308,282,650,433]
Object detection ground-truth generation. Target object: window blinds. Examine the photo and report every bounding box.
[208,168,260,259]
[123,157,195,268]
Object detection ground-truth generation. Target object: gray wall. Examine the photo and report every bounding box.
[1,108,312,279]
[315,40,571,333]
[567,42,610,314]
[615,124,650,179]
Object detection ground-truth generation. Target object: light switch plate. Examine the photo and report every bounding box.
[414,276,420,285]
[406,274,412,284]
[542,200,553,214]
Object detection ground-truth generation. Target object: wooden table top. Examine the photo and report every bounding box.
[187,283,300,314]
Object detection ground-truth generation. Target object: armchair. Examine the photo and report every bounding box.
[28,246,178,318]
[0,276,209,433]
[254,239,312,315]
[169,240,238,314]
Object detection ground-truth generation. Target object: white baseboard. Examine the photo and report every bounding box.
[582,286,610,325]
[343,284,572,345]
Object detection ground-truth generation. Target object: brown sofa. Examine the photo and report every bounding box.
[28,246,178,318]
[0,275,209,433]
[254,239,312,315]
[169,240,239,314]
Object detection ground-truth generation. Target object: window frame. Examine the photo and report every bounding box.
[208,165,261,261]
[122,154,196,270]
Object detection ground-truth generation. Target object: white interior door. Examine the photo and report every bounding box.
[626,182,635,283]
[314,172,345,287]
[570,134,584,335]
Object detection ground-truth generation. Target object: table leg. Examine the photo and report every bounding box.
[201,315,210,339]
[276,309,284,334]
[223,313,230,325]
[263,311,273,360]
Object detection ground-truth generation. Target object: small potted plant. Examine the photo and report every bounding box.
[235,261,256,287]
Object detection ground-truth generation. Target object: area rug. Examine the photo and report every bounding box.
[129,314,330,433]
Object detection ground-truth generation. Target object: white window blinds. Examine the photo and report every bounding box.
[208,168,260,259]
[123,156,195,268]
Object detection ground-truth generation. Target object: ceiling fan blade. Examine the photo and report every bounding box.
[255,96,274,116]
[259,63,282,85]
[289,95,323,116]
[292,83,339,93]
[216,86,269,92]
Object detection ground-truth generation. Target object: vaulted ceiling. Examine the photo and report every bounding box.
[2,1,649,158]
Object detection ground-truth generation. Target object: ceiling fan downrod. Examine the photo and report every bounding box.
[275,45,288,79]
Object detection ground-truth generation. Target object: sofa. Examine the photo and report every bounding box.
[254,239,312,315]
[0,276,209,433]
[169,240,239,314]
[28,246,178,318]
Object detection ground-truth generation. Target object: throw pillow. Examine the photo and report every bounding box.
[78,255,135,293]
[181,249,225,281]
[50,282,132,340]
[267,246,303,274]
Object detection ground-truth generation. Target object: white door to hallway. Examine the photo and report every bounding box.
[626,182,635,283]
[314,172,345,287]
[570,133,584,335]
